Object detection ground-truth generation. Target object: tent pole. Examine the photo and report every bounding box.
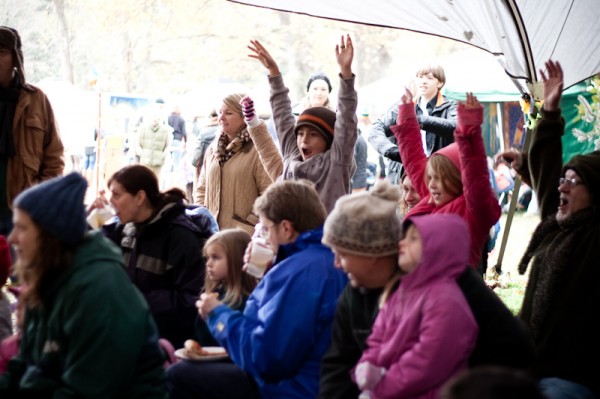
[493,112,534,275]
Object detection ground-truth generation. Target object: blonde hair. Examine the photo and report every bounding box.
[426,155,462,199]
[221,93,245,116]
[202,229,257,308]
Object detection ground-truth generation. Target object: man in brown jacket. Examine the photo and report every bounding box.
[0,26,64,236]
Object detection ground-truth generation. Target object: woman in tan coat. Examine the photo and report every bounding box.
[194,93,281,235]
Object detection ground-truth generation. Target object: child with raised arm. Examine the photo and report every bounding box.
[354,214,478,399]
[247,35,358,212]
[393,90,500,267]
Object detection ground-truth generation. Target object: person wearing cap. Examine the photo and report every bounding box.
[368,64,457,185]
[353,214,478,399]
[0,26,64,237]
[510,60,600,399]
[298,72,335,112]
[248,35,357,213]
[319,181,403,399]
[0,173,167,398]
[319,181,533,399]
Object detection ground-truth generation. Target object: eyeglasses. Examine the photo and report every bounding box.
[559,177,583,188]
[258,222,279,237]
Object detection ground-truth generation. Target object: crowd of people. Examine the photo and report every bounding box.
[0,25,599,399]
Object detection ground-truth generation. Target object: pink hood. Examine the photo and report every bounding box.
[401,214,469,290]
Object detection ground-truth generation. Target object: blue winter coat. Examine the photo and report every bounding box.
[207,227,347,399]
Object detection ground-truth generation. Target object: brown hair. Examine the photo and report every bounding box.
[253,180,326,234]
[202,229,257,308]
[416,64,447,88]
[426,155,462,198]
[16,224,73,308]
[108,165,186,210]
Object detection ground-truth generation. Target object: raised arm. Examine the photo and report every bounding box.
[391,88,429,199]
[528,60,564,219]
[454,93,501,257]
[248,40,299,160]
[241,96,283,182]
[330,34,358,165]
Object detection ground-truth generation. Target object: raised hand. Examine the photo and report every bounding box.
[248,40,280,77]
[540,60,563,112]
[496,149,523,170]
[462,92,481,110]
[335,34,353,79]
[240,96,256,122]
[401,86,414,105]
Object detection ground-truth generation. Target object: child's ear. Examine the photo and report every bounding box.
[280,220,295,240]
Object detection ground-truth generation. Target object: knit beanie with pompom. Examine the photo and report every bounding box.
[322,181,402,256]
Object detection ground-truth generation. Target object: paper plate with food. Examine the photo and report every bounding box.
[175,339,229,361]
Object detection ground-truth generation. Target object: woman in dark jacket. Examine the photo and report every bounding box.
[100,165,207,349]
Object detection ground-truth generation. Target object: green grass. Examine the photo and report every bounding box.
[493,281,526,315]
[486,211,538,315]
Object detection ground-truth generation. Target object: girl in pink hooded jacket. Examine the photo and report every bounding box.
[392,91,500,267]
[354,214,478,399]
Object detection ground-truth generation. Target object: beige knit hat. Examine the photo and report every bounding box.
[322,181,402,256]
[0,27,25,85]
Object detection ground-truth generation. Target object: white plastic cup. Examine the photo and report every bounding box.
[246,238,274,278]
[86,207,115,229]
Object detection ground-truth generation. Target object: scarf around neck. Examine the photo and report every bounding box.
[215,127,250,165]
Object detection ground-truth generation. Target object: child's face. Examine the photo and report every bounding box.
[296,126,328,161]
[307,79,329,107]
[332,249,375,288]
[205,243,229,282]
[398,225,422,274]
[426,163,455,207]
[417,72,441,100]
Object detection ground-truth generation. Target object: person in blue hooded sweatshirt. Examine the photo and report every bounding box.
[167,179,347,399]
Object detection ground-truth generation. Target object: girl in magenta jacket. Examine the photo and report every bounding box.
[354,214,478,399]
[392,91,500,267]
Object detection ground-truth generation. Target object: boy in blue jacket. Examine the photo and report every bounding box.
[167,180,347,399]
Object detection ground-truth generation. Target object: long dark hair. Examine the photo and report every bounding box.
[108,165,186,210]
[17,225,73,308]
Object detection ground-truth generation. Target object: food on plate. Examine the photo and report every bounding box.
[184,339,208,356]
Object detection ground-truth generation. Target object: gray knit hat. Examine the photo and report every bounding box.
[0,26,25,85]
[14,173,88,245]
[322,181,402,256]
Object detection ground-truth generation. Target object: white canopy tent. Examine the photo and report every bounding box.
[227,0,600,96]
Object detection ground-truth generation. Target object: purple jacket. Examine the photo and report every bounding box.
[358,214,478,399]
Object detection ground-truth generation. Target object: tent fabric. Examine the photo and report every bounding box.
[228,0,600,93]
